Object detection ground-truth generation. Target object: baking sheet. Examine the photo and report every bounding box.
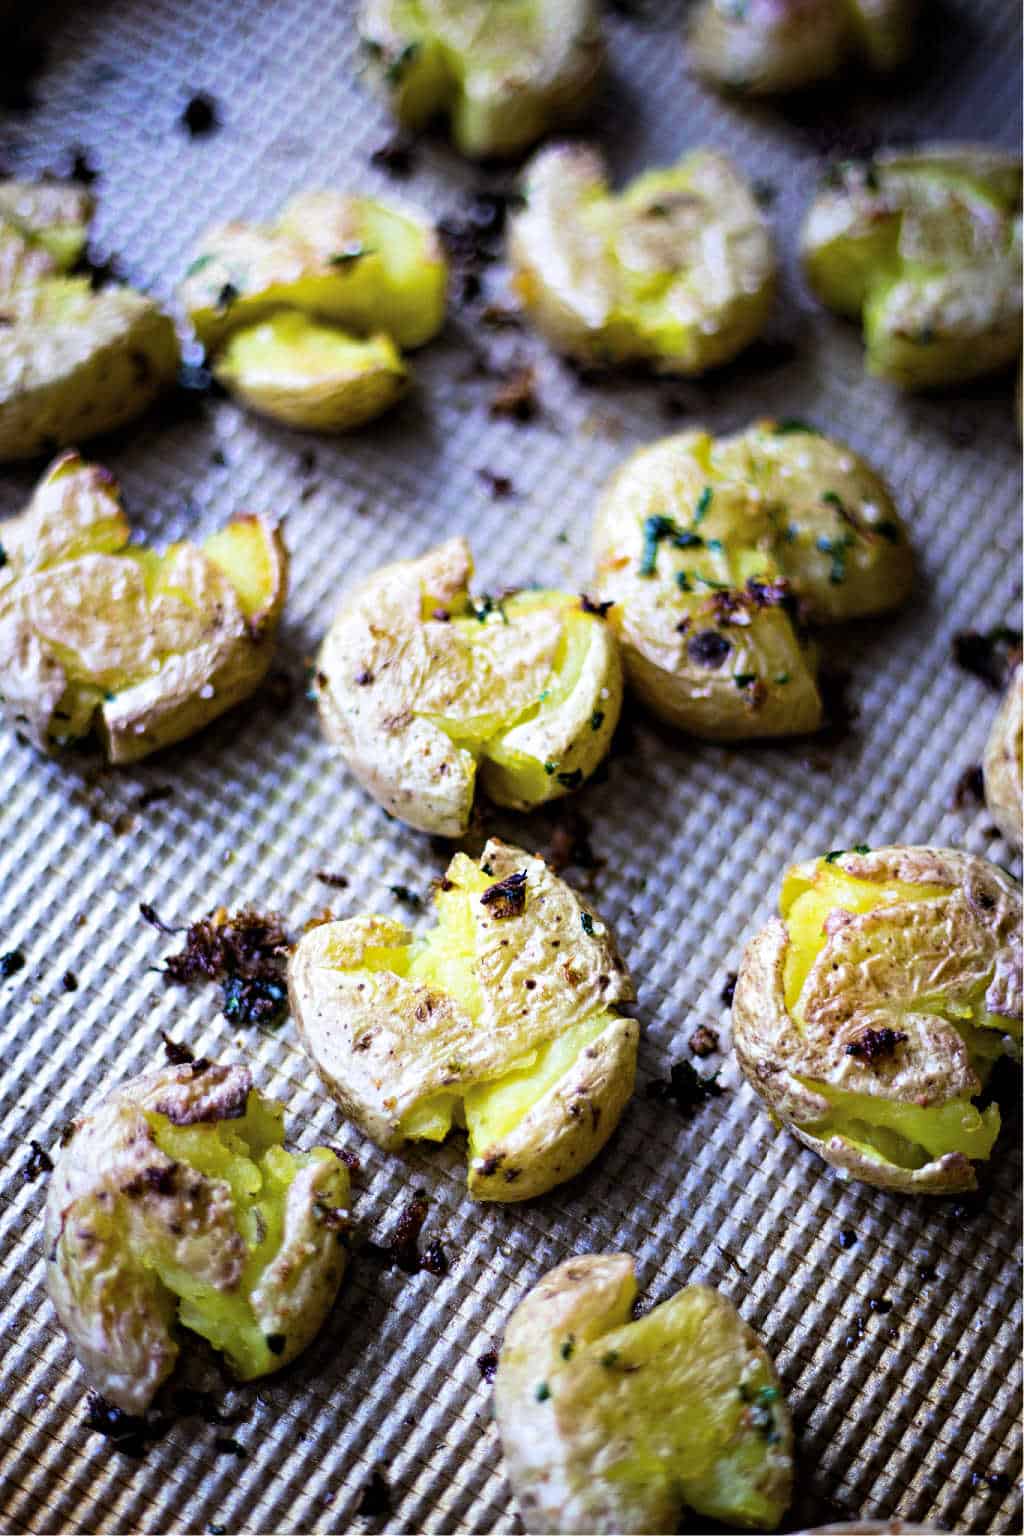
[0,1,1021,1531]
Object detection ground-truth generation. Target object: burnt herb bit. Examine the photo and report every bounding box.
[952,626,1023,692]
[24,1139,54,1180]
[720,971,738,1007]
[579,594,614,619]
[215,281,239,312]
[480,869,528,919]
[84,1390,164,1459]
[687,629,731,669]
[162,907,290,984]
[824,845,870,864]
[389,883,422,909]
[160,1031,196,1066]
[477,1350,499,1383]
[694,485,713,523]
[421,1237,449,1276]
[953,764,985,809]
[580,911,595,937]
[180,92,220,136]
[223,974,288,1029]
[560,1335,575,1360]
[61,970,79,992]
[689,1024,719,1058]
[0,949,26,979]
[845,1026,908,1062]
[317,868,350,889]
[647,1060,724,1115]
[381,1192,430,1274]
[357,1467,392,1518]
[773,418,818,436]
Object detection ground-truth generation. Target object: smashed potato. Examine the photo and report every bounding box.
[592,421,912,740]
[359,0,604,158]
[983,664,1022,850]
[0,179,178,462]
[689,0,917,96]
[732,846,1022,1193]
[0,451,287,762]
[45,1059,350,1415]
[288,839,637,1201]
[508,145,776,375]
[802,148,1022,389]
[315,536,622,836]
[495,1254,793,1533]
[180,190,446,430]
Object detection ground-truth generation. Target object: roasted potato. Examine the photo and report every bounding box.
[179,190,445,430]
[508,144,776,375]
[0,451,287,762]
[801,1525,942,1534]
[0,179,179,462]
[732,846,1022,1194]
[358,0,605,158]
[801,147,1022,389]
[214,314,408,431]
[592,421,912,740]
[288,839,637,1201]
[688,0,917,96]
[45,1059,351,1416]
[983,664,1022,850]
[494,1254,793,1533]
[315,536,622,836]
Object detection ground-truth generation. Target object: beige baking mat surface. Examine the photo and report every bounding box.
[0,1,1021,1532]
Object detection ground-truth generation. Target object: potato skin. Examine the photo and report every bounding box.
[288,839,637,1200]
[592,422,911,740]
[495,1254,793,1533]
[45,1062,350,1416]
[0,279,179,463]
[0,452,287,762]
[508,144,775,376]
[983,665,1022,850]
[315,536,622,836]
[801,146,1022,389]
[359,0,604,159]
[732,846,1022,1194]
[688,0,916,95]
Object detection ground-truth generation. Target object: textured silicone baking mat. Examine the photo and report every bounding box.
[0,1,1021,1532]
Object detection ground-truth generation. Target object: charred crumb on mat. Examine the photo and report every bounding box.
[477,468,515,498]
[84,1391,165,1458]
[180,91,220,136]
[489,365,538,422]
[971,1469,1013,1496]
[370,134,416,176]
[136,784,174,810]
[1,949,26,980]
[646,1060,724,1115]
[720,972,738,1008]
[688,1024,719,1058]
[388,884,422,909]
[316,869,350,889]
[157,907,291,1028]
[953,764,985,809]
[580,594,614,619]
[61,970,79,992]
[368,1192,442,1275]
[214,1436,246,1458]
[23,1140,53,1179]
[356,1467,392,1518]
[837,1228,858,1250]
[477,1350,499,1383]
[160,1032,197,1066]
[952,627,1022,692]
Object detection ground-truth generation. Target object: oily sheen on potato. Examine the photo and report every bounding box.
[288,839,638,1201]
[45,1060,351,1415]
[0,451,287,762]
[508,144,776,375]
[315,536,622,836]
[359,0,605,158]
[0,178,178,461]
[495,1254,793,1533]
[592,420,912,740]
[732,846,1022,1193]
[801,146,1023,389]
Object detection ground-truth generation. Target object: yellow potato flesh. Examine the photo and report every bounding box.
[142,1093,325,1380]
[202,517,281,621]
[352,861,617,1148]
[782,860,1005,1169]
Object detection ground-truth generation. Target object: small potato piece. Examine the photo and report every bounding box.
[983,665,1023,849]
[592,421,911,740]
[0,277,179,463]
[801,147,1022,389]
[0,451,287,762]
[214,314,408,431]
[288,839,638,1201]
[508,144,776,375]
[688,0,917,96]
[180,190,447,355]
[0,180,94,290]
[45,1059,351,1415]
[315,536,622,836]
[494,1254,793,1533]
[358,0,604,159]
[733,846,1022,1193]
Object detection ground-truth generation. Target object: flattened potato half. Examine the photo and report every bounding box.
[358,0,604,158]
[508,144,776,375]
[214,315,408,431]
[495,1254,793,1533]
[733,846,1022,1193]
[45,1059,350,1416]
[315,536,622,836]
[0,179,179,462]
[801,146,1022,389]
[592,420,912,740]
[0,451,287,762]
[288,839,637,1201]
[688,0,917,96]
[983,664,1022,850]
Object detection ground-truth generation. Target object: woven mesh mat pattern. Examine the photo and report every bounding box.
[0,1,1021,1531]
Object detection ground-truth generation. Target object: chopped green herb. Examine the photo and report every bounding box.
[694,486,713,523]
[639,514,675,576]
[676,571,692,592]
[784,523,800,542]
[816,532,853,584]
[544,761,556,776]
[185,253,215,278]
[590,710,605,731]
[853,843,870,853]
[580,912,594,937]
[389,884,422,908]
[538,690,551,704]
[535,1381,551,1402]
[774,672,790,685]
[705,538,724,553]
[773,418,817,435]
[481,862,494,875]
[469,593,508,624]
[734,673,758,689]
[696,574,729,591]
[384,41,420,83]
[329,244,371,267]
[601,1350,619,1369]
[674,531,703,549]
[822,490,846,513]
